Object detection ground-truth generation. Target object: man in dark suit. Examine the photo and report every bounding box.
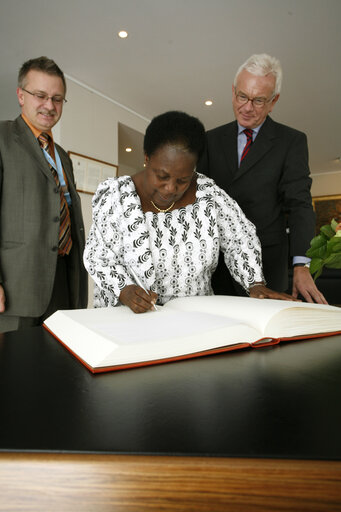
[0,56,88,333]
[197,53,326,303]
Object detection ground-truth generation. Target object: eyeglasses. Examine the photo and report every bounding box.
[235,91,274,108]
[21,88,67,105]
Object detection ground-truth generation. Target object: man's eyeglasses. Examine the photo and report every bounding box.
[235,91,274,108]
[21,88,67,105]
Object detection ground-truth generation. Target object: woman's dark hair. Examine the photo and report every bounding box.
[143,111,206,159]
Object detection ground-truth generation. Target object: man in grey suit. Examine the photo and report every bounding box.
[197,53,326,304]
[0,56,88,333]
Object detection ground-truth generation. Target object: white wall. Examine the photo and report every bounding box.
[58,78,149,162]
[311,171,341,197]
[118,163,140,177]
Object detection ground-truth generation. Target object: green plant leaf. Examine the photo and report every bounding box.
[327,237,341,253]
[307,219,341,272]
[320,224,336,239]
[306,234,328,258]
[331,219,338,231]
[309,258,323,275]
[313,266,324,281]
[324,253,341,268]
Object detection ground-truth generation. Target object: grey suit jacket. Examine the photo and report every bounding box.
[197,116,315,291]
[0,116,88,316]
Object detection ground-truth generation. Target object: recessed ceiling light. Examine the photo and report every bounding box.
[118,30,128,39]
[125,147,132,152]
[205,100,213,106]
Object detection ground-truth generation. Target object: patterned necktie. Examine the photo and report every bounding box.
[240,129,253,163]
[38,132,72,256]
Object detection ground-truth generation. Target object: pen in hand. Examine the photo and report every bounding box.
[129,266,158,311]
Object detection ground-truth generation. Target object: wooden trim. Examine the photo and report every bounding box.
[1,453,340,511]
[312,194,341,203]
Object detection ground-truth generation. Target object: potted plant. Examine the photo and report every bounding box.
[306,219,341,281]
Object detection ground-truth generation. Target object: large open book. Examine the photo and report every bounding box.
[43,296,341,373]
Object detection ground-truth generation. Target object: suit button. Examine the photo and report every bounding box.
[52,246,58,252]
[53,216,59,222]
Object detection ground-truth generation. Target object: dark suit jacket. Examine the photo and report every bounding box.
[197,116,315,293]
[0,116,88,316]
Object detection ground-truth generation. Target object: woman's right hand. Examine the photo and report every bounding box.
[119,285,158,313]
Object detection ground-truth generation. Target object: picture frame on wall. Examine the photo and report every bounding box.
[312,195,341,233]
[68,151,118,194]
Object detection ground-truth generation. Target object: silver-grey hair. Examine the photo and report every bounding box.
[234,54,283,95]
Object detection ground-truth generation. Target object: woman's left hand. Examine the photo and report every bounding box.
[249,284,300,301]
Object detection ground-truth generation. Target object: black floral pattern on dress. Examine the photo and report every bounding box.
[83,173,264,307]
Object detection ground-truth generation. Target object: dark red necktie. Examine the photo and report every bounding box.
[240,129,253,163]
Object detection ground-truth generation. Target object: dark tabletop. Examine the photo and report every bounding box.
[1,326,341,460]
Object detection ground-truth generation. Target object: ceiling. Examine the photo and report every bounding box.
[0,0,340,175]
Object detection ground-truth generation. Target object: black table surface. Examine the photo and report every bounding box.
[1,326,341,460]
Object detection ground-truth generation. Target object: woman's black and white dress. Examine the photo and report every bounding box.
[84,173,264,307]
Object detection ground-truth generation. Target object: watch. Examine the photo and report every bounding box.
[294,262,310,268]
